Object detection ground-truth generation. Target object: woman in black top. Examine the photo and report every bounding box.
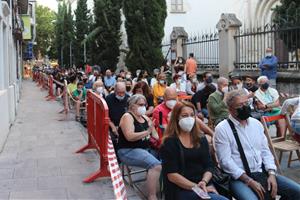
[117,94,161,200]
[160,101,228,200]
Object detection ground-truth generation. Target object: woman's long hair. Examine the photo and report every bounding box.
[164,101,203,148]
[132,81,152,99]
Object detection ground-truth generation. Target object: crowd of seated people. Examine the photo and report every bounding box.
[48,59,300,200]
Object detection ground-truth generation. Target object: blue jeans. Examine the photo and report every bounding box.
[177,189,228,200]
[117,148,161,170]
[202,108,209,118]
[230,175,300,200]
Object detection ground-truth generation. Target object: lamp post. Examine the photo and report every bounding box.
[84,34,87,63]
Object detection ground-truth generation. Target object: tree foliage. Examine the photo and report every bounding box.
[55,0,74,68]
[273,0,300,51]
[273,0,300,27]
[123,0,167,72]
[74,0,91,68]
[88,0,122,70]
[35,5,56,58]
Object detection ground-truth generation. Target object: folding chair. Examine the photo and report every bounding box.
[261,114,300,173]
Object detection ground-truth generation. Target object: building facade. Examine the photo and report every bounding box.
[164,0,281,39]
[0,0,35,150]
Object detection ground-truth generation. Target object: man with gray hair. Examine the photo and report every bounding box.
[207,77,229,126]
[214,89,300,200]
[105,82,129,137]
[255,75,285,137]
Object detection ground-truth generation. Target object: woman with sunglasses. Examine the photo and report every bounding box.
[117,94,161,200]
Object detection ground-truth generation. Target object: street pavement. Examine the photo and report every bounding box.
[0,80,139,200]
[1,80,299,200]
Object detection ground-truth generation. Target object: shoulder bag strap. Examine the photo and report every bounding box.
[227,119,251,176]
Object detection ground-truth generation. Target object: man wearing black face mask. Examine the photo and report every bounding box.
[254,76,285,137]
[214,90,300,200]
[244,75,258,93]
[197,72,217,91]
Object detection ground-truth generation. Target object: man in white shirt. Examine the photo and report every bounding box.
[214,89,300,200]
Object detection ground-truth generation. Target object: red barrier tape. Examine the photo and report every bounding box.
[108,135,127,200]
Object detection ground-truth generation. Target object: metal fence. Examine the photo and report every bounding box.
[182,32,219,71]
[234,24,300,71]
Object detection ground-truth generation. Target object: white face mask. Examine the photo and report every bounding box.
[159,80,165,85]
[266,52,272,57]
[221,86,229,94]
[237,83,243,90]
[116,95,125,101]
[166,100,177,109]
[137,106,147,116]
[96,87,104,94]
[179,117,195,132]
[192,78,198,83]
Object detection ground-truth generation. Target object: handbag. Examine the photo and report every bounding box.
[211,166,232,199]
[227,119,274,200]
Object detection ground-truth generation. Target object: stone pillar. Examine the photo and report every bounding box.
[170,27,188,62]
[216,13,242,78]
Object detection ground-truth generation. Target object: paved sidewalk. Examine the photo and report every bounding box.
[0,80,139,200]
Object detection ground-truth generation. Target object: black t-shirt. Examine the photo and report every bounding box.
[146,95,154,108]
[105,93,129,126]
[160,136,214,199]
[118,112,150,149]
[191,86,216,109]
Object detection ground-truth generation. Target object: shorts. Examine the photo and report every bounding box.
[117,148,161,170]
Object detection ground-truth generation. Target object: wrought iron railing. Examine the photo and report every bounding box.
[234,23,300,71]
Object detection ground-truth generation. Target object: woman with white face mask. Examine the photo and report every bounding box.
[160,101,229,200]
[117,94,161,200]
[92,80,108,97]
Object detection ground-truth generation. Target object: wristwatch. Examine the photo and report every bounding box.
[268,170,276,176]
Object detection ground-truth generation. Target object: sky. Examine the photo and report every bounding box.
[36,0,94,12]
[36,0,248,37]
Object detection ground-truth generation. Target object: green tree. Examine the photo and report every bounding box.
[55,1,66,67]
[55,0,74,68]
[87,0,121,70]
[123,0,167,72]
[273,0,300,27]
[74,0,91,68]
[35,5,56,59]
[273,0,300,52]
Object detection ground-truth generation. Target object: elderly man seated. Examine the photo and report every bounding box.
[214,89,300,200]
[153,87,214,141]
[207,77,229,127]
[254,76,286,137]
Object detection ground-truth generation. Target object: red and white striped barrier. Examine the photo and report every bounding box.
[107,135,127,200]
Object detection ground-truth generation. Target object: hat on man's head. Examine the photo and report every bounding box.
[229,72,242,81]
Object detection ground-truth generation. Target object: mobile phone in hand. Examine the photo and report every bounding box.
[192,185,211,199]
